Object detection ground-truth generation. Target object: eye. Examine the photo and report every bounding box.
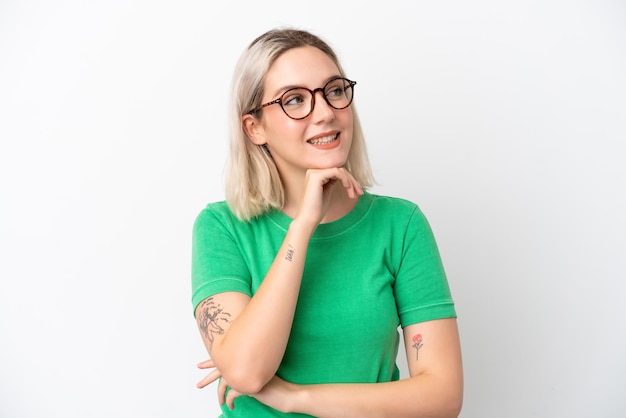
[282,89,308,107]
[325,81,346,98]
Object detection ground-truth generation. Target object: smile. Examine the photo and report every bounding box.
[307,133,338,145]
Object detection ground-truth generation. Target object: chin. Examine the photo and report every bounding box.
[310,156,349,170]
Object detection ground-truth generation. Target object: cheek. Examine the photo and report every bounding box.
[343,109,354,128]
[342,112,354,138]
[264,115,304,140]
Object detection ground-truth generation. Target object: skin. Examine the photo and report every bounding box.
[195,45,463,417]
[245,46,359,223]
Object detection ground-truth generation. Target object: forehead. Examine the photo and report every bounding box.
[264,46,341,94]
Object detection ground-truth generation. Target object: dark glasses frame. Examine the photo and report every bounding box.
[245,77,357,120]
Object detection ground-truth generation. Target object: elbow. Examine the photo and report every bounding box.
[210,341,277,394]
[227,377,267,395]
[442,368,463,417]
[429,398,462,418]
[221,365,273,395]
[447,397,463,418]
[428,375,463,418]
[443,385,463,418]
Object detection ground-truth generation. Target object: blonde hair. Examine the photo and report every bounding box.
[225,28,373,221]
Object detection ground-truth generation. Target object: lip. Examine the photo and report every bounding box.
[306,131,341,150]
[307,130,340,142]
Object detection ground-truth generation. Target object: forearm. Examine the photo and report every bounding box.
[213,219,315,392]
[289,375,463,418]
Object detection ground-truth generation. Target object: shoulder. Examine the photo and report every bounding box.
[195,201,232,221]
[193,201,243,235]
[194,201,230,225]
[366,192,425,219]
[193,201,277,236]
[363,193,435,236]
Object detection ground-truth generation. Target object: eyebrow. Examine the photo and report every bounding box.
[270,74,343,98]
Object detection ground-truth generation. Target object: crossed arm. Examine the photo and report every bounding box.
[195,216,315,394]
[195,168,363,394]
[194,168,463,416]
[290,319,462,418]
[197,297,463,418]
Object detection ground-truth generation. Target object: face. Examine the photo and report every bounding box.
[244,46,353,179]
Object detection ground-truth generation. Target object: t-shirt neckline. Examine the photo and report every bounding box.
[266,192,374,239]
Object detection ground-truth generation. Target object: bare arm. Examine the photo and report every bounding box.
[195,168,363,394]
[245,318,463,418]
[195,218,314,394]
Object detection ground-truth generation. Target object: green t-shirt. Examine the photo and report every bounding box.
[191,192,456,417]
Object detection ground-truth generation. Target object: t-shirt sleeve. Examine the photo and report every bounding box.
[394,206,456,327]
[191,206,252,316]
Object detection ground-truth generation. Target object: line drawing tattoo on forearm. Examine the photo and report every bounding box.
[412,334,424,360]
[197,297,232,347]
[285,244,295,262]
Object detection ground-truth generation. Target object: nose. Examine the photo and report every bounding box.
[310,90,335,122]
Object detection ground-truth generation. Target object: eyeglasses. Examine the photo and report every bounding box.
[246,77,356,120]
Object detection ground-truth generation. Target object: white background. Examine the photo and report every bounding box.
[1,1,625,417]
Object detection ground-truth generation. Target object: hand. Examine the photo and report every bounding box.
[196,358,221,389]
[198,361,296,413]
[216,376,295,412]
[249,375,297,413]
[295,167,363,227]
[197,358,246,410]
[219,375,246,411]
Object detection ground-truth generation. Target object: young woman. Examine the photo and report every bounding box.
[192,28,463,417]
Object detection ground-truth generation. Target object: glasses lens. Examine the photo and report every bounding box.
[279,79,355,119]
[324,78,353,110]
[281,88,313,119]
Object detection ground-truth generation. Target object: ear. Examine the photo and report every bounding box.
[242,114,267,145]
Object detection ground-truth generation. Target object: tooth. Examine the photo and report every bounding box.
[310,134,336,144]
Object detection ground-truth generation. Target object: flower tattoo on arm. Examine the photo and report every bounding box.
[197,297,232,348]
[412,334,424,360]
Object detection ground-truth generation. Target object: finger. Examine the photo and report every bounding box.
[218,377,228,405]
[352,177,363,196]
[196,359,215,369]
[340,173,352,192]
[310,167,341,187]
[334,168,360,196]
[345,186,354,199]
[344,169,363,195]
[341,173,360,199]
[196,368,221,388]
[226,388,244,410]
